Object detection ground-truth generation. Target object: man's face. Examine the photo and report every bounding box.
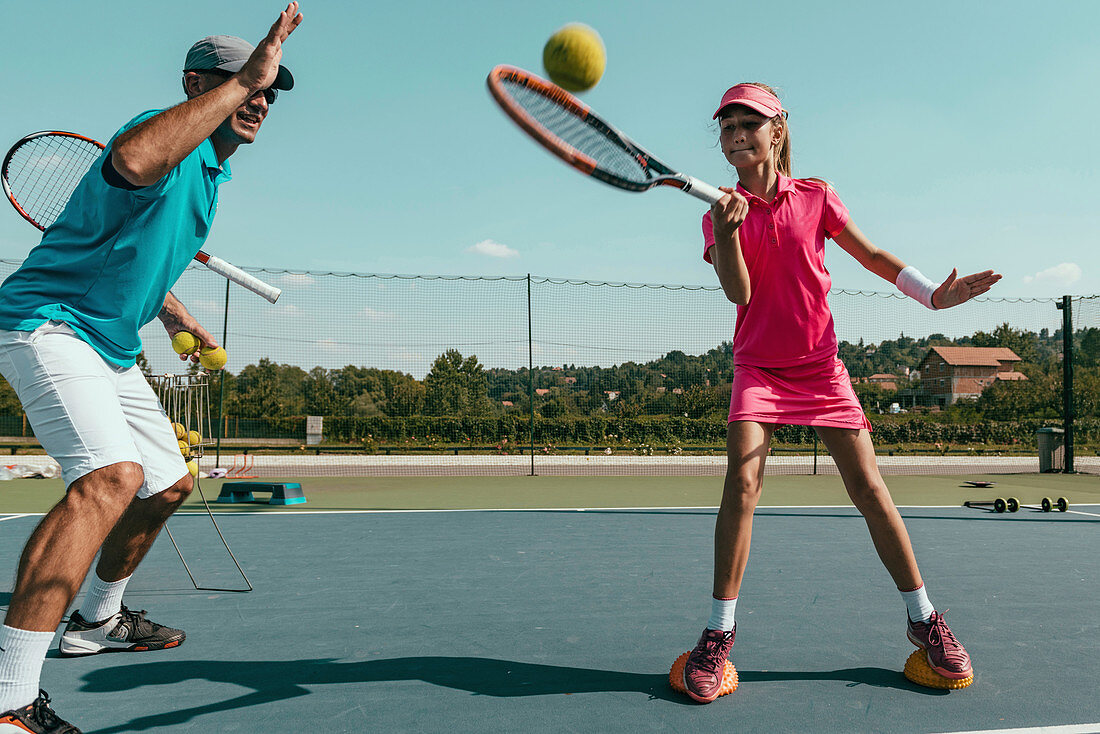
[190,70,276,146]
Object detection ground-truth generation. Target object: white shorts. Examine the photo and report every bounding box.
[0,321,187,497]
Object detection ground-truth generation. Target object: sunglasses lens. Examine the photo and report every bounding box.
[263,89,277,105]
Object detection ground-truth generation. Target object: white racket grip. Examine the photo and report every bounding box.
[681,176,724,205]
[196,252,281,303]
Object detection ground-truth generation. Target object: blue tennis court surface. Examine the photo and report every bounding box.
[1,505,1097,732]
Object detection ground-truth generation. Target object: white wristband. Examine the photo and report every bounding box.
[896,266,938,310]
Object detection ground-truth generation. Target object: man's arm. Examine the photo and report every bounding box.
[111,2,303,186]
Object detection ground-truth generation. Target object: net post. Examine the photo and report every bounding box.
[1057,295,1074,473]
[528,274,536,477]
[215,278,229,466]
[812,433,818,475]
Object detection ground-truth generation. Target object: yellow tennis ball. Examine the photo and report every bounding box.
[173,422,186,440]
[187,430,202,446]
[199,346,228,371]
[171,331,199,355]
[178,439,190,456]
[186,459,199,477]
[543,23,605,93]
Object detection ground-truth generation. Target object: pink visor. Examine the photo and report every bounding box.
[713,84,785,119]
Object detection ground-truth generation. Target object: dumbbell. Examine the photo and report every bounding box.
[1040,496,1070,513]
[964,497,1019,513]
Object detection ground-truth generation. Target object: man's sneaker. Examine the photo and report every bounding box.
[907,610,972,679]
[682,626,735,703]
[0,690,81,733]
[58,605,185,657]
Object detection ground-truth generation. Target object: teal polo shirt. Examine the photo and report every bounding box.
[0,110,232,367]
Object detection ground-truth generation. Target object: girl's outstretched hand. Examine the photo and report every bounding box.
[932,268,1002,308]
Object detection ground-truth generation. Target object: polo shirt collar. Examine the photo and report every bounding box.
[735,173,794,205]
[198,138,232,183]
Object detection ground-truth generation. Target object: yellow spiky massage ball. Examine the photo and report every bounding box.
[543,23,605,93]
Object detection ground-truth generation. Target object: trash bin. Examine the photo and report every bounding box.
[1036,427,1065,473]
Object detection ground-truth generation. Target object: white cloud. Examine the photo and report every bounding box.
[1023,263,1082,286]
[466,239,519,258]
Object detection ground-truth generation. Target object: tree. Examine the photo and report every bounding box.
[388,379,425,417]
[678,384,724,419]
[1079,328,1100,367]
[229,359,307,418]
[423,350,491,416]
[974,364,1059,419]
[972,323,1040,364]
[303,367,345,416]
[0,376,21,415]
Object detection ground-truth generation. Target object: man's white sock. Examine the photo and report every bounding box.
[78,572,132,624]
[0,624,55,712]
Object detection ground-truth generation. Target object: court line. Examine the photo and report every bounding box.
[171,503,1096,516]
[2,504,1097,519]
[172,504,957,516]
[934,724,1100,734]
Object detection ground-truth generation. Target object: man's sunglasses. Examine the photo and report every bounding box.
[185,68,277,105]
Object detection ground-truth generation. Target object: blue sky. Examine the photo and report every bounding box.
[2,0,1098,303]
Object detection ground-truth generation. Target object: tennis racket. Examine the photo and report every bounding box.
[486,65,725,205]
[2,131,281,304]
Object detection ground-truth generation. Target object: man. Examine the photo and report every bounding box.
[0,5,302,731]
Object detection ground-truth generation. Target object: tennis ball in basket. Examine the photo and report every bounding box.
[199,346,228,371]
[543,23,605,93]
[186,459,199,477]
[187,430,202,446]
[178,439,190,456]
[173,422,186,440]
[171,331,199,355]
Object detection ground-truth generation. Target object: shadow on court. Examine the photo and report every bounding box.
[79,656,942,732]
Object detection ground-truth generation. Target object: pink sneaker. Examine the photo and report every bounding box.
[907,611,972,679]
[683,626,735,703]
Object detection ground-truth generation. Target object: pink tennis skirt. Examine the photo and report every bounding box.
[728,356,871,431]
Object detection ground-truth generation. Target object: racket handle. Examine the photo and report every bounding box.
[680,176,724,205]
[193,251,281,303]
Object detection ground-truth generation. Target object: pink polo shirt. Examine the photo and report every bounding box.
[703,175,849,368]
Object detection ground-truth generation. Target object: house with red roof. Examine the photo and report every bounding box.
[916,346,1026,405]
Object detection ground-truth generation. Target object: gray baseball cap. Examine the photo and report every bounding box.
[184,35,294,91]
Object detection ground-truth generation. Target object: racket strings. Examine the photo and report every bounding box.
[503,80,652,185]
[6,136,102,229]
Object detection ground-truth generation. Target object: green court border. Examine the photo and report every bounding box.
[1,473,1096,514]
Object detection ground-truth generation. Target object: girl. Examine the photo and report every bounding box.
[681,82,1000,703]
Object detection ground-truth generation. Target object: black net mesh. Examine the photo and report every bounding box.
[0,257,1092,477]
